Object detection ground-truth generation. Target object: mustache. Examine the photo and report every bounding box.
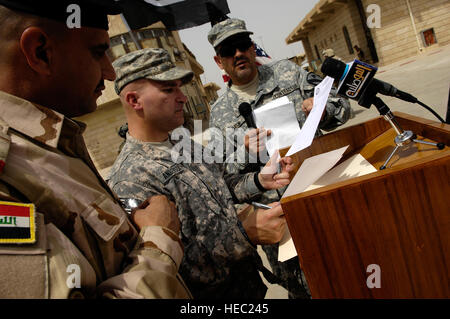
[234,57,249,66]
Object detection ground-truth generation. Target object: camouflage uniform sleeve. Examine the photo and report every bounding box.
[112,171,257,286]
[97,180,191,299]
[98,225,191,299]
[299,70,352,131]
[223,171,263,203]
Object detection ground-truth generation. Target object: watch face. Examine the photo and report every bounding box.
[119,198,140,214]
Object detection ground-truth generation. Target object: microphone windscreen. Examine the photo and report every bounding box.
[238,102,252,117]
[321,57,347,80]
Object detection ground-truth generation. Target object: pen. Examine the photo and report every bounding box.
[251,201,272,210]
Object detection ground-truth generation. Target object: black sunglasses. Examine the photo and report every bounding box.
[217,39,253,57]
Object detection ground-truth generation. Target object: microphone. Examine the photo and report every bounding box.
[238,102,256,128]
[321,58,418,108]
[238,102,268,168]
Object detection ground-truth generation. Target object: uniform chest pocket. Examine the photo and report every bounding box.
[80,194,126,242]
[0,213,48,298]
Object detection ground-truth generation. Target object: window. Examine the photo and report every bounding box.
[109,44,127,60]
[343,26,354,54]
[421,28,437,47]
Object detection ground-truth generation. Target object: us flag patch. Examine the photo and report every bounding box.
[0,201,36,244]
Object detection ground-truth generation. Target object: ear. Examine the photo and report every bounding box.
[19,27,53,76]
[213,55,224,70]
[124,91,142,110]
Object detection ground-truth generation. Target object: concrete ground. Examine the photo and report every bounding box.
[261,43,450,299]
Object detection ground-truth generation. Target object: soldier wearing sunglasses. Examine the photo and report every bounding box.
[207,18,352,299]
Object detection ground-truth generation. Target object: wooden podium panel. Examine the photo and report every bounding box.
[280,112,450,298]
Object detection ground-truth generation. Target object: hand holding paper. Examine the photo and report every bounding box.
[253,97,301,157]
[258,155,294,190]
[244,128,272,155]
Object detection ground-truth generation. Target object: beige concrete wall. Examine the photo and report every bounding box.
[295,0,450,69]
[306,1,368,66]
[75,100,126,177]
[361,0,450,65]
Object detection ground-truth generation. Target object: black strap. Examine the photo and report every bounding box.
[254,255,289,289]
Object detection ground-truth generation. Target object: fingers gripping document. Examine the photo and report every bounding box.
[253,96,300,158]
[252,76,334,174]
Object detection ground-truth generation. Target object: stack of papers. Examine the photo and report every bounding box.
[253,96,300,157]
[252,76,335,158]
[278,150,378,262]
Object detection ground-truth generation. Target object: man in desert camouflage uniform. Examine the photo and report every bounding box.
[108,48,294,298]
[0,0,190,298]
[207,18,352,298]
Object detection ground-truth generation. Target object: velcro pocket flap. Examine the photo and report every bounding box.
[80,195,126,242]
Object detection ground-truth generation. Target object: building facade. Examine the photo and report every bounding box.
[76,16,218,178]
[286,0,450,70]
[203,82,221,106]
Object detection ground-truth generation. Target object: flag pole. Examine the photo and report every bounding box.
[120,13,143,50]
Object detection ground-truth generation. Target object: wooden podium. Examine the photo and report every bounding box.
[279,112,450,298]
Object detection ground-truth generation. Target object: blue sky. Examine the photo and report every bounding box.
[179,0,319,94]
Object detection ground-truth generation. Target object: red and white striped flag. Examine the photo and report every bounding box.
[254,42,271,66]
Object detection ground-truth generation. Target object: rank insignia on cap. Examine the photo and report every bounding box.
[0,201,36,244]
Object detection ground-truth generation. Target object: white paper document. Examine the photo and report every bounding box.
[253,96,301,157]
[285,76,334,156]
[278,149,378,262]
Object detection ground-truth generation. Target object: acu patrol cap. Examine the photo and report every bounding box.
[322,49,335,58]
[207,18,253,48]
[113,48,194,94]
[0,0,122,30]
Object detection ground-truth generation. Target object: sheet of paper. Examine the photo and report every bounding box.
[285,76,334,156]
[253,96,301,157]
[278,151,377,262]
[260,150,281,175]
[282,145,349,199]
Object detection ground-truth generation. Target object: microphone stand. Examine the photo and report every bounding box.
[369,96,445,170]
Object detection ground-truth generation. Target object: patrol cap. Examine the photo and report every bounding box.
[207,18,253,48]
[322,49,335,58]
[113,48,194,94]
[0,0,122,30]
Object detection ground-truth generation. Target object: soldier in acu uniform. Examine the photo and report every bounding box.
[108,48,295,299]
[207,18,353,298]
[0,0,190,299]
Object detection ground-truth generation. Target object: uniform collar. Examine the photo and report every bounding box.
[0,90,85,149]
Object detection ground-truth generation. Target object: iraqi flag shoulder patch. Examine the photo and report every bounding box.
[0,201,36,244]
